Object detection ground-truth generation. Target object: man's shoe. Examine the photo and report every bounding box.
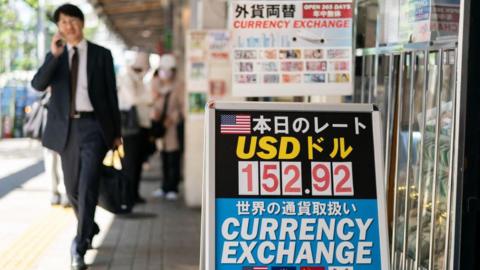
[61,195,72,208]
[165,191,178,201]
[50,193,61,206]
[71,241,87,270]
[151,189,165,198]
[71,253,87,270]
[135,196,146,204]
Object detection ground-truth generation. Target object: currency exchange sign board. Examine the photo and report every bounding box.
[229,0,354,96]
[205,102,389,270]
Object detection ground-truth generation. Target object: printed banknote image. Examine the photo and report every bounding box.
[329,73,350,83]
[281,61,304,72]
[304,49,324,59]
[306,61,327,71]
[235,74,258,83]
[282,74,301,83]
[234,50,257,59]
[327,49,350,59]
[330,60,350,71]
[304,73,326,83]
[236,62,254,72]
[261,62,278,72]
[263,74,280,83]
[261,49,277,59]
[279,49,302,59]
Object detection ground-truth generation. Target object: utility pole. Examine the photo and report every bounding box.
[37,0,46,62]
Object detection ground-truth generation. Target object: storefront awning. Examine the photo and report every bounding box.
[89,0,170,52]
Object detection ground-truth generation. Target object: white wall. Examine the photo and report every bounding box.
[183,0,228,207]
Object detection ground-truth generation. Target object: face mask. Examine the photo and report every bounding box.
[159,69,172,80]
[130,67,145,78]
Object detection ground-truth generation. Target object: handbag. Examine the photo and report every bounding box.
[151,92,171,138]
[98,147,133,214]
[23,92,49,139]
[120,106,140,136]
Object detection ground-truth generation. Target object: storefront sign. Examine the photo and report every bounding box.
[203,102,389,270]
[382,0,459,43]
[229,1,354,96]
[186,30,209,92]
[186,30,231,115]
[186,30,231,92]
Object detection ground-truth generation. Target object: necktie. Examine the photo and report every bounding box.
[70,46,79,116]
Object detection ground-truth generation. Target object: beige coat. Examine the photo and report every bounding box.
[152,82,183,152]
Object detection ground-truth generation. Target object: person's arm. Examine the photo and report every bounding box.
[164,89,181,127]
[31,32,65,91]
[31,53,60,91]
[105,50,122,147]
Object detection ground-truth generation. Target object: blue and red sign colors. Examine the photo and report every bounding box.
[211,104,389,270]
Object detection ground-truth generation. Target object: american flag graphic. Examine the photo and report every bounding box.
[220,114,251,134]
[242,267,268,270]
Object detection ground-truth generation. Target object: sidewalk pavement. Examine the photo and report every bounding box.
[0,138,201,270]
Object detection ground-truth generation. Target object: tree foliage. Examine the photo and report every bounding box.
[0,0,38,73]
[1,0,102,73]
[23,0,38,9]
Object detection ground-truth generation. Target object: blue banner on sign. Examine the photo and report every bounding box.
[215,198,381,270]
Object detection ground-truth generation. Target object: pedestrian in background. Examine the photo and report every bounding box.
[31,4,121,270]
[117,52,152,204]
[151,55,183,201]
[44,147,68,206]
[42,90,70,207]
[24,88,69,207]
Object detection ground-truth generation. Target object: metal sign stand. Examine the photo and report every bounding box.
[201,101,389,270]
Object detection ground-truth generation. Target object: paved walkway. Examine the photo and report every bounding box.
[0,138,201,270]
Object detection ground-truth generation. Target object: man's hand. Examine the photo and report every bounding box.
[50,32,65,57]
[151,110,160,121]
[112,137,123,150]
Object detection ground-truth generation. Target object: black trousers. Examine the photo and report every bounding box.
[60,117,107,255]
[161,150,181,192]
[122,131,144,201]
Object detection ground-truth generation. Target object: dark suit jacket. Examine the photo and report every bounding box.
[31,41,121,153]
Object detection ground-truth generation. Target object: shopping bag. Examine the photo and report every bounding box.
[150,119,167,138]
[98,147,133,214]
[23,92,49,139]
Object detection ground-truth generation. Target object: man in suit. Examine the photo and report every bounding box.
[31,4,121,270]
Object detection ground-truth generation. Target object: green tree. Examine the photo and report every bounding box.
[0,0,39,73]
[0,0,19,73]
[23,0,38,9]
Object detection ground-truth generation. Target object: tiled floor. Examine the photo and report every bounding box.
[0,138,200,270]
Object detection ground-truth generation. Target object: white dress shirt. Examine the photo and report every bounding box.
[67,39,93,112]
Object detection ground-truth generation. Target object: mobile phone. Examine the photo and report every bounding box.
[55,39,64,48]
[54,31,64,48]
